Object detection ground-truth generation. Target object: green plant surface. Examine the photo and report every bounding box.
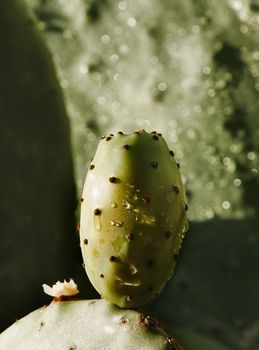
[0,299,182,350]
[0,0,94,331]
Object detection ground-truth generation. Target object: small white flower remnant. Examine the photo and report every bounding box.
[42,279,79,300]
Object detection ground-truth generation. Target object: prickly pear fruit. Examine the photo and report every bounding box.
[80,130,188,308]
[0,299,182,350]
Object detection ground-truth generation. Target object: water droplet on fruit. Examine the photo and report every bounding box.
[110,220,123,227]
[94,215,101,231]
[129,264,138,275]
[110,202,117,208]
[141,213,155,225]
[183,221,189,233]
[93,249,100,257]
[123,200,132,210]
[115,273,141,287]
[123,280,141,287]
[111,236,125,252]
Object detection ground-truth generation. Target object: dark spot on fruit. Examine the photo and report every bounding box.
[147,260,154,267]
[148,286,154,292]
[110,133,114,136]
[90,164,95,170]
[177,163,180,169]
[84,238,88,245]
[94,208,101,215]
[151,161,158,168]
[143,196,151,204]
[173,185,179,194]
[169,150,174,156]
[39,321,45,328]
[165,231,171,239]
[158,133,162,136]
[106,136,112,141]
[90,300,96,304]
[185,203,189,211]
[152,135,159,140]
[151,131,157,134]
[120,316,129,324]
[80,198,84,202]
[140,314,159,328]
[100,135,106,139]
[126,295,132,302]
[109,256,117,262]
[69,347,76,350]
[123,144,130,150]
[109,176,120,183]
[100,274,104,278]
[118,131,124,135]
[126,233,134,240]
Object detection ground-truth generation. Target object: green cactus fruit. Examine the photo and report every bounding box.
[0,299,182,350]
[80,130,188,308]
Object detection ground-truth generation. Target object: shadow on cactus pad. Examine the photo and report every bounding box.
[147,219,259,350]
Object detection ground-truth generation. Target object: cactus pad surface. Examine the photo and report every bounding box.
[0,299,182,350]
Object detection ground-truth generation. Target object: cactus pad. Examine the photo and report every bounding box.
[0,299,182,350]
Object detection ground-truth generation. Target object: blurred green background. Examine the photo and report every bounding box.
[1,0,259,349]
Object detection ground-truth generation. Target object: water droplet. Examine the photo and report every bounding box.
[94,215,101,231]
[110,202,117,208]
[202,66,211,75]
[111,236,125,252]
[123,200,131,210]
[158,82,167,91]
[233,178,241,187]
[129,264,138,275]
[127,17,136,27]
[118,1,127,10]
[101,34,110,44]
[183,221,189,233]
[93,249,100,257]
[247,151,256,160]
[222,201,231,209]
[192,24,200,34]
[110,220,123,227]
[142,214,155,225]
[123,280,141,287]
